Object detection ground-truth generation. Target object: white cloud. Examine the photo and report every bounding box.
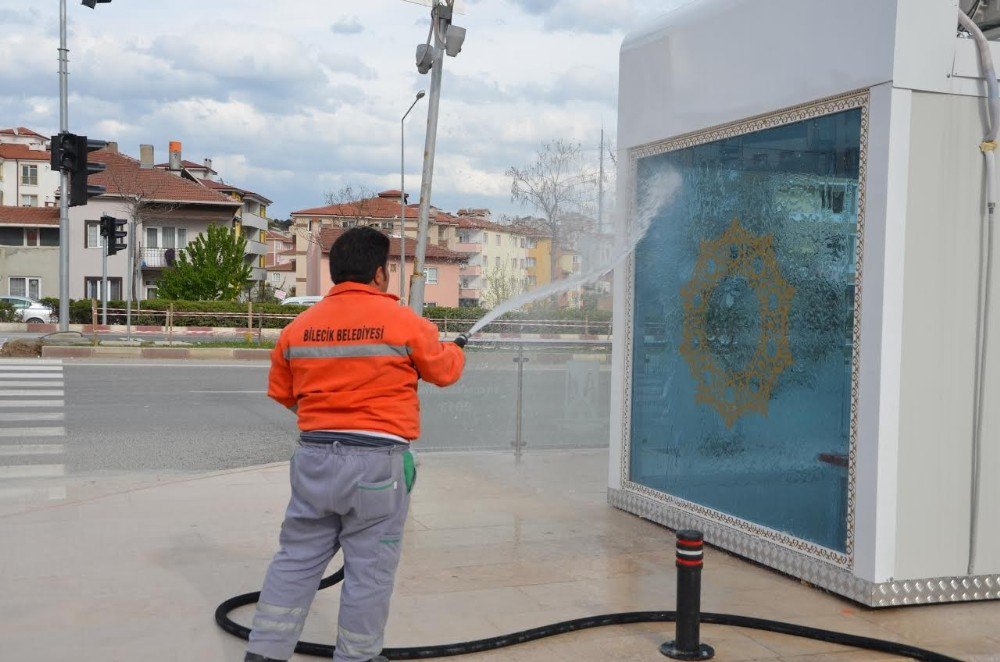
[0,0,656,218]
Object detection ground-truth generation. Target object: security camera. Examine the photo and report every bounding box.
[416,43,435,74]
[445,25,466,57]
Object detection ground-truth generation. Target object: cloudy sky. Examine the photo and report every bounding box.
[0,0,671,219]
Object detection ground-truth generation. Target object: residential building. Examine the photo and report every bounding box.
[453,209,532,308]
[0,207,59,300]
[68,146,240,300]
[265,261,296,294]
[265,230,294,267]
[155,144,271,284]
[290,190,459,297]
[0,128,59,208]
[303,227,466,307]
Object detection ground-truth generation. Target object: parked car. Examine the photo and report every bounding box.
[0,296,55,324]
[281,295,323,307]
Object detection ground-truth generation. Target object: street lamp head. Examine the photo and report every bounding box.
[81,0,112,7]
[416,90,426,100]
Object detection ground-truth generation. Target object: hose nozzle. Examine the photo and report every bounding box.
[454,333,469,348]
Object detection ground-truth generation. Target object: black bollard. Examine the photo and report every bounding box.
[660,530,714,660]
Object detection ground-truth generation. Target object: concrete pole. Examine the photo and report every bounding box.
[408,8,446,315]
[58,0,70,331]
[400,118,407,303]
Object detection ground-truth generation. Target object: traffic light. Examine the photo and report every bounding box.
[99,214,127,256]
[82,0,112,7]
[50,132,107,207]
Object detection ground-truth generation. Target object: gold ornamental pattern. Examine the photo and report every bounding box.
[679,218,795,427]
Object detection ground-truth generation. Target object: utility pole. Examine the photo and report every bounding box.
[401,90,426,304]
[408,0,465,314]
[598,125,605,235]
[57,0,70,332]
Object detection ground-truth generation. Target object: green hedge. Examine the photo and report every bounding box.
[0,300,16,323]
[59,299,610,333]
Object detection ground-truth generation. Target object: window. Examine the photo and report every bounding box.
[424,267,439,284]
[146,227,187,250]
[458,231,472,243]
[0,227,23,246]
[24,228,39,247]
[527,276,536,286]
[9,277,41,300]
[495,235,500,246]
[520,238,526,248]
[483,232,488,243]
[527,238,537,248]
[526,257,536,268]
[520,259,525,269]
[21,164,38,186]
[84,277,123,300]
[20,194,38,207]
[86,222,103,248]
[270,272,282,283]
[511,258,517,268]
[40,228,59,246]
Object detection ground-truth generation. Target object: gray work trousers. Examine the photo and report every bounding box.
[247,441,410,662]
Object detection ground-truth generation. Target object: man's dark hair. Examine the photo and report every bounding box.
[329,226,390,284]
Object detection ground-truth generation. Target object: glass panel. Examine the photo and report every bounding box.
[0,227,22,246]
[9,278,26,297]
[28,279,40,300]
[162,227,176,249]
[40,228,59,246]
[146,228,158,248]
[25,229,39,246]
[177,228,187,248]
[629,108,861,552]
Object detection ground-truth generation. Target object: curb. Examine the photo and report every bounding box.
[41,346,272,360]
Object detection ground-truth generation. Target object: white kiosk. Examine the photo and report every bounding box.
[609,0,999,606]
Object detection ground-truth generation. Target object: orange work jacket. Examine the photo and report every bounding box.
[268,282,465,440]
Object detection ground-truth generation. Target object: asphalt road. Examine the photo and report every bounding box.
[0,354,610,478]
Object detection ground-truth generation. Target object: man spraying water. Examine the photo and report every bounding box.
[245,227,466,662]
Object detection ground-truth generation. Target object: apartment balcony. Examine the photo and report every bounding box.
[460,265,482,276]
[139,247,184,269]
[459,288,480,299]
[241,212,268,232]
[245,239,266,256]
[454,242,483,253]
[249,267,267,282]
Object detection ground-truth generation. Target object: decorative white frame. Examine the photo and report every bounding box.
[616,90,870,570]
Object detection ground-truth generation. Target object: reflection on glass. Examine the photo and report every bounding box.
[629,108,861,552]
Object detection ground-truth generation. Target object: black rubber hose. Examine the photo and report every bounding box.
[216,567,960,661]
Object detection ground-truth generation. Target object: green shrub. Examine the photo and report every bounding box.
[0,300,16,323]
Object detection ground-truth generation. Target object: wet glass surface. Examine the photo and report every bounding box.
[629,108,861,551]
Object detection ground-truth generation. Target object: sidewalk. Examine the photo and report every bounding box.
[2,450,998,661]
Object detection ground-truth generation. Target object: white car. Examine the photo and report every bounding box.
[0,296,54,324]
[280,295,323,307]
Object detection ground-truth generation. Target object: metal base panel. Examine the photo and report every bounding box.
[608,487,1000,607]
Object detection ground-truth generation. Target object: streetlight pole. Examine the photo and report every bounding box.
[400,90,426,304]
[408,0,464,314]
[57,0,70,331]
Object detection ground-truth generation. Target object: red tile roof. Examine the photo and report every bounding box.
[318,227,467,263]
[455,214,530,234]
[198,179,273,205]
[0,127,45,138]
[0,144,50,161]
[266,229,292,242]
[92,150,241,206]
[294,192,456,225]
[155,159,217,173]
[0,207,59,226]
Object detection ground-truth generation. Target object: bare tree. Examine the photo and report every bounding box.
[323,183,381,228]
[506,140,596,282]
[481,263,524,309]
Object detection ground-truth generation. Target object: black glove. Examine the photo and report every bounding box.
[454,333,469,349]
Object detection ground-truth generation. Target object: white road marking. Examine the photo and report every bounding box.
[0,464,66,479]
[0,373,65,379]
[0,400,65,408]
[0,444,65,456]
[0,486,67,501]
[0,427,66,438]
[0,366,64,372]
[0,381,65,388]
[0,390,64,397]
[0,359,63,365]
[0,412,64,421]
[69,362,267,368]
[190,390,267,394]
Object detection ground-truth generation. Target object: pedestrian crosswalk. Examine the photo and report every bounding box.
[0,359,67,504]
